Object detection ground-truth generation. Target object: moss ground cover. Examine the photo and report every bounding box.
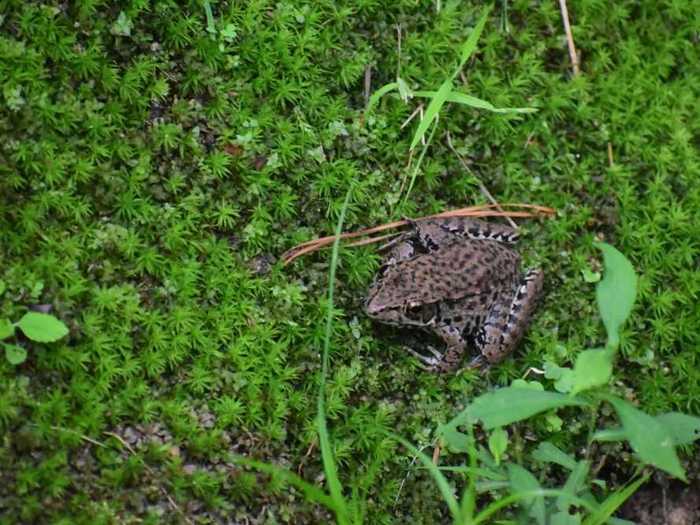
[1,1,698,522]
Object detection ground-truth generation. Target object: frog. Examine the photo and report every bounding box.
[363,217,543,372]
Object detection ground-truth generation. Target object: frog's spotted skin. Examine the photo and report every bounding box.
[364,217,543,372]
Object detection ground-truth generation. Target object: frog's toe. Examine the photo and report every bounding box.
[402,345,444,370]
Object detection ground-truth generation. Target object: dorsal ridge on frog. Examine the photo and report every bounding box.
[364,217,543,372]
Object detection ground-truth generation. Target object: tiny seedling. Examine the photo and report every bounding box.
[1,311,69,365]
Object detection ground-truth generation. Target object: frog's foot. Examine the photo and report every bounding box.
[475,268,544,363]
[402,345,445,371]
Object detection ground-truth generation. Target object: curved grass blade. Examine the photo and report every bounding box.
[365,82,399,115]
[414,90,537,113]
[409,80,451,151]
[455,5,494,75]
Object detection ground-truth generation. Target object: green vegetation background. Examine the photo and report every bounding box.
[1,1,698,523]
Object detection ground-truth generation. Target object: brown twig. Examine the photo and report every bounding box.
[281,203,555,265]
[558,0,580,75]
[607,142,614,167]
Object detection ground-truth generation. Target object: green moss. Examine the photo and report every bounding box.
[1,0,698,522]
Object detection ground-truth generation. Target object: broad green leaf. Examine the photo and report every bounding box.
[592,428,627,442]
[593,413,700,446]
[552,511,582,525]
[365,82,399,115]
[532,442,578,470]
[16,312,69,343]
[0,318,14,339]
[594,243,637,349]
[409,79,452,150]
[582,473,649,525]
[4,343,27,365]
[608,397,685,480]
[507,463,545,525]
[656,412,700,445]
[455,5,493,73]
[488,428,508,465]
[414,90,537,113]
[511,378,544,391]
[438,424,470,453]
[469,387,588,429]
[570,348,614,395]
[557,460,590,511]
[0,280,6,295]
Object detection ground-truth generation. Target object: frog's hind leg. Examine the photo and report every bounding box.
[475,268,544,364]
[409,217,521,249]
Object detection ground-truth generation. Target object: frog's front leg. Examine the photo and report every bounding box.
[474,268,544,363]
[404,321,467,372]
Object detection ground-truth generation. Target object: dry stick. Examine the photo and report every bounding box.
[445,131,518,229]
[104,431,194,525]
[282,204,555,265]
[607,142,614,167]
[558,0,580,75]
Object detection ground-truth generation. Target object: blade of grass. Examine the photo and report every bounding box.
[317,189,353,525]
[365,82,399,115]
[582,473,649,525]
[409,80,451,150]
[414,90,537,113]
[231,456,338,511]
[454,5,493,77]
[388,433,463,523]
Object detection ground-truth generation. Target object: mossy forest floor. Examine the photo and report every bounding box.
[1,1,699,523]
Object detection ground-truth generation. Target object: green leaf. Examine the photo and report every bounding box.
[656,412,700,445]
[455,5,493,73]
[582,473,649,525]
[396,77,413,102]
[0,319,14,340]
[557,460,590,511]
[468,387,588,429]
[570,348,614,395]
[409,79,452,150]
[507,463,546,525]
[365,82,399,115]
[511,378,544,391]
[16,312,69,343]
[4,343,27,365]
[594,243,638,349]
[488,428,508,466]
[551,511,582,525]
[607,397,685,480]
[110,11,133,37]
[532,442,578,470]
[438,424,471,453]
[414,90,537,113]
[0,280,5,295]
[592,428,628,443]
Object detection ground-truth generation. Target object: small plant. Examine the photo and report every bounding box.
[1,306,69,365]
[428,242,700,523]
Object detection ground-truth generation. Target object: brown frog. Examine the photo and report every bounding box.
[363,217,543,371]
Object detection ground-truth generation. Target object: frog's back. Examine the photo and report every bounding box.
[376,239,520,308]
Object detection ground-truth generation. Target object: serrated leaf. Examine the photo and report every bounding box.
[4,343,27,365]
[570,348,614,395]
[468,387,588,429]
[608,397,685,480]
[0,319,14,339]
[594,243,637,349]
[409,80,452,150]
[16,312,69,343]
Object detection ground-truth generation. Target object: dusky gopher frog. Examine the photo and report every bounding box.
[363,217,543,372]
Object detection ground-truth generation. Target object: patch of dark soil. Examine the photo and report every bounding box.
[620,478,700,525]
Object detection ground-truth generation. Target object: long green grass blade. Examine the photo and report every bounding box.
[231,456,337,511]
[388,433,462,522]
[409,79,452,151]
[317,189,353,524]
[365,82,399,115]
[582,473,649,525]
[454,5,493,76]
[414,90,536,113]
